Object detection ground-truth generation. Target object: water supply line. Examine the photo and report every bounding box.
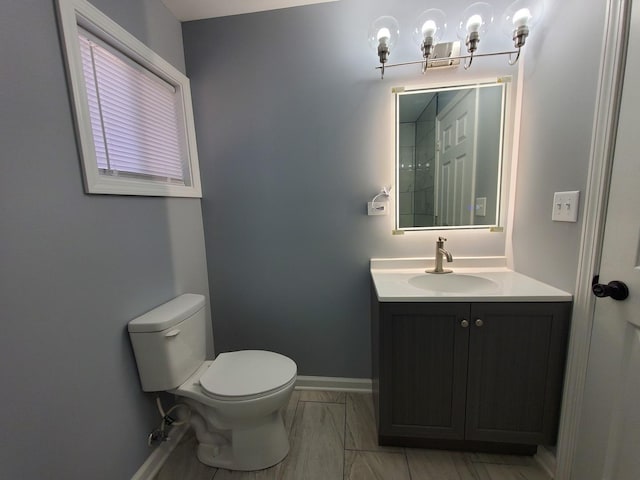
[148,397,192,446]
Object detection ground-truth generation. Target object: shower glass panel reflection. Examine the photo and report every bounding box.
[398,92,456,228]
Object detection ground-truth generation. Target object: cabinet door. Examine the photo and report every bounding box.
[465,303,571,444]
[380,303,470,440]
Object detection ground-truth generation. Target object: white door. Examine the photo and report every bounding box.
[435,89,477,226]
[573,2,640,479]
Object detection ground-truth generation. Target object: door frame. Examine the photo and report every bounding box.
[555,0,631,477]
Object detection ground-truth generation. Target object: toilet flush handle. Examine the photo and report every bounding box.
[165,329,181,338]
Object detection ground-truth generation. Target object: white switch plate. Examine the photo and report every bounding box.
[475,197,487,217]
[552,191,580,222]
[368,201,388,216]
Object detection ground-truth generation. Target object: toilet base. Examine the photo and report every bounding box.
[195,411,290,471]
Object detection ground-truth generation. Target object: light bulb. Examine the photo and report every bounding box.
[368,16,399,76]
[422,20,437,39]
[377,27,391,45]
[512,8,532,27]
[368,16,399,50]
[466,14,483,33]
[413,9,447,46]
[501,0,544,40]
[413,9,447,66]
[457,2,494,41]
[377,28,391,42]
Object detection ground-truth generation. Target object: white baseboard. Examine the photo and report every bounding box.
[534,445,557,479]
[295,375,372,393]
[130,423,189,480]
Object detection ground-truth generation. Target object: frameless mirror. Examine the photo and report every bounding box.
[396,82,506,230]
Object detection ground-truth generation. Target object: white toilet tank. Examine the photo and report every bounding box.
[128,294,207,392]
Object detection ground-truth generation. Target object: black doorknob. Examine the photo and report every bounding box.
[592,278,629,301]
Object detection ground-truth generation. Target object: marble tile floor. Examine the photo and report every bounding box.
[154,390,552,480]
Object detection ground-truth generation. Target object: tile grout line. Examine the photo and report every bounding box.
[404,448,413,480]
[463,451,475,480]
[287,393,301,480]
[275,392,301,480]
[342,393,348,480]
[344,447,406,454]
[211,456,221,480]
[298,400,346,405]
[290,392,301,433]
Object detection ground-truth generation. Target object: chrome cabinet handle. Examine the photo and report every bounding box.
[461,319,469,328]
[475,319,484,327]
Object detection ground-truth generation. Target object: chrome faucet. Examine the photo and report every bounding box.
[429,236,453,274]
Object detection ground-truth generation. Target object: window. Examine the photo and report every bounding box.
[56,0,202,197]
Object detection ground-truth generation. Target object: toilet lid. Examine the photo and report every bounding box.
[200,350,297,399]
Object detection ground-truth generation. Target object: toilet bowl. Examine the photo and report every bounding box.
[128,294,297,471]
[174,352,296,470]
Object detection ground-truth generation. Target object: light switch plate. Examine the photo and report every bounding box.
[552,191,580,222]
[475,197,487,217]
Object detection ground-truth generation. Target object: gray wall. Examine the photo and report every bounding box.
[511,0,607,291]
[0,0,209,478]
[182,0,537,378]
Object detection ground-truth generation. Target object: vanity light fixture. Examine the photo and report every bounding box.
[501,0,544,64]
[456,2,494,69]
[370,0,543,78]
[413,9,447,72]
[368,16,400,79]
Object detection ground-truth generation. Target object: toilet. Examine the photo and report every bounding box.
[127,294,297,471]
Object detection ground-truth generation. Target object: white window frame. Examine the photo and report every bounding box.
[56,0,202,197]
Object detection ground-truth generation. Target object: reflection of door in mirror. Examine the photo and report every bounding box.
[436,89,478,226]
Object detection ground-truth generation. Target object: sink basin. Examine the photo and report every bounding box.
[408,274,499,293]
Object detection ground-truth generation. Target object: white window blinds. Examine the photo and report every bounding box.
[78,28,187,184]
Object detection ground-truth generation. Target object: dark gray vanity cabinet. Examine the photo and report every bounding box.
[371,297,571,453]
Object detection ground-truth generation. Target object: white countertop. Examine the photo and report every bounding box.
[371,258,572,302]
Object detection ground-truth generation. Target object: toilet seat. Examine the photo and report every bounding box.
[200,350,297,401]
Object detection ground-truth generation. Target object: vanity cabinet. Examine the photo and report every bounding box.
[371,296,571,453]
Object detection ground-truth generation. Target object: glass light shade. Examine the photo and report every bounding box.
[412,9,447,46]
[501,0,544,38]
[368,16,400,50]
[456,2,494,40]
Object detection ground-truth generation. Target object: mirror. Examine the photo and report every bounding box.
[396,82,506,230]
